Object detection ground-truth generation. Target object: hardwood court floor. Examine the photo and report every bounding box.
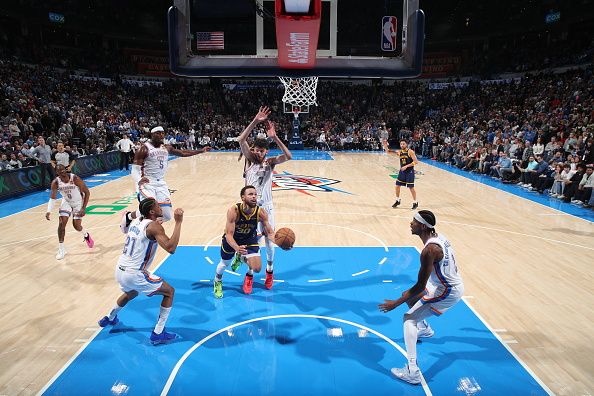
[0,152,592,395]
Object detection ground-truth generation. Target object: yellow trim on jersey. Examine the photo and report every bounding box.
[238,203,258,221]
[221,244,235,254]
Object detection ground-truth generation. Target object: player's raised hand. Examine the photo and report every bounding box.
[201,146,211,153]
[138,176,149,186]
[266,121,277,139]
[45,212,51,221]
[173,208,184,222]
[254,106,271,123]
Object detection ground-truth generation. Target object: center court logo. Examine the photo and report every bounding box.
[272,171,352,196]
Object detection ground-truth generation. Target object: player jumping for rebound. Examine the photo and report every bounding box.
[236,106,292,289]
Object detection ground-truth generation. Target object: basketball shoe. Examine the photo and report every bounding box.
[265,270,274,289]
[150,329,177,345]
[417,320,434,338]
[84,233,94,248]
[392,199,401,208]
[214,279,223,299]
[243,273,254,294]
[56,247,66,260]
[231,253,242,272]
[98,315,119,327]
[391,365,422,385]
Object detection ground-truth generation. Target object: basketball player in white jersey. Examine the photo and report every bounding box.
[45,164,93,260]
[237,106,293,289]
[379,210,464,385]
[99,198,184,345]
[120,126,209,232]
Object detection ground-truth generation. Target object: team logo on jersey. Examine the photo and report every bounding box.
[272,171,352,196]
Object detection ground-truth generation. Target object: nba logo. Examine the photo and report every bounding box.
[381,16,397,52]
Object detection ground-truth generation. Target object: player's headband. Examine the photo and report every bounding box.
[414,212,434,229]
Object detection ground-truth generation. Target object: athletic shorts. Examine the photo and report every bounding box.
[415,282,464,316]
[220,236,260,260]
[59,200,84,220]
[115,265,163,296]
[139,180,171,207]
[396,169,415,187]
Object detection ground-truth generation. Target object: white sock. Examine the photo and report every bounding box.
[265,237,275,264]
[153,306,172,334]
[215,259,231,280]
[403,318,418,370]
[266,262,273,273]
[108,304,123,320]
[395,197,401,202]
[59,242,65,250]
[247,268,254,276]
[79,229,89,238]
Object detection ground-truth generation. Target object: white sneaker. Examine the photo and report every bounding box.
[417,326,434,338]
[56,248,66,260]
[391,365,422,385]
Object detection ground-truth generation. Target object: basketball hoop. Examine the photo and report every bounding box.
[278,76,319,107]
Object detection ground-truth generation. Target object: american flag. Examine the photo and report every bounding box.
[196,32,225,50]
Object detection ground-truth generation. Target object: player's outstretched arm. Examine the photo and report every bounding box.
[266,121,292,166]
[378,245,439,313]
[238,106,271,162]
[148,208,184,254]
[224,206,248,255]
[167,146,211,157]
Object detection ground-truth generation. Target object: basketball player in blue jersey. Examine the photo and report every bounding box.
[379,210,464,385]
[390,139,419,209]
[213,185,275,298]
[236,106,293,289]
[99,198,185,345]
[120,126,209,232]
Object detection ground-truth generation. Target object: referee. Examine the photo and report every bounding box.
[116,134,134,171]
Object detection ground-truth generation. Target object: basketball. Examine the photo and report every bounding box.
[275,227,295,250]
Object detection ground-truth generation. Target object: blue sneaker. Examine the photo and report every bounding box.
[150,329,177,345]
[98,315,119,327]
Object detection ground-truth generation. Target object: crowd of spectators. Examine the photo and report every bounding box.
[1,57,592,208]
[406,68,594,208]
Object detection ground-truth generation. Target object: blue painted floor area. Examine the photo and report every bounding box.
[423,159,594,222]
[43,246,547,396]
[267,149,334,160]
[0,169,132,218]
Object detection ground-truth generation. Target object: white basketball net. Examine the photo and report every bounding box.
[278,76,319,107]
